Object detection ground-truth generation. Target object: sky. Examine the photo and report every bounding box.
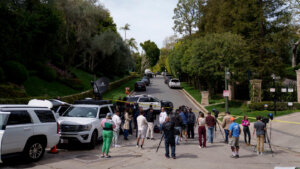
[99,0,178,51]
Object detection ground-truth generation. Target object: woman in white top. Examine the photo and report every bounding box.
[197,112,206,148]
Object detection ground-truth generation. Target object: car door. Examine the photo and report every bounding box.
[1,111,33,154]
[138,97,150,110]
[149,97,161,111]
[0,112,9,163]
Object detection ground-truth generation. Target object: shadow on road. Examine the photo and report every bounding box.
[177,153,198,159]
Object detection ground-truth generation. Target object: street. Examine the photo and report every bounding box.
[1,76,300,169]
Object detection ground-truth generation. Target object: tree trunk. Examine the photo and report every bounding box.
[292,40,300,68]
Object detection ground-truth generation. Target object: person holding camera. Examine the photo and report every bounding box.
[242,115,251,146]
[162,116,176,159]
[253,116,266,155]
[222,112,232,144]
[171,109,183,145]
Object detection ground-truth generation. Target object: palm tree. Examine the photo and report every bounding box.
[120,23,130,40]
[127,38,138,52]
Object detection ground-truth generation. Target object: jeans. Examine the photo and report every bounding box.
[174,127,181,145]
[243,126,251,144]
[165,139,176,157]
[124,129,129,139]
[187,124,194,138]
[257,135,264,153]
[207,127,214,143]
[198,126,206,147]
[224,129,229,143]
[113,129,120,146]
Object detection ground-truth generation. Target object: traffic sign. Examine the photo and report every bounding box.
[223,90,230,97]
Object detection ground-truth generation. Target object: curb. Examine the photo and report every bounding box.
[181,89,208,114]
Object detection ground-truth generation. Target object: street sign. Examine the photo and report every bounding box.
[223,90,230,97]
[288,88,294,93]
[288,102,293,106]
[270,88,275,92]
[281,88,287,93]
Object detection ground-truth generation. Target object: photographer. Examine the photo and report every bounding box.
[253,116,266,155]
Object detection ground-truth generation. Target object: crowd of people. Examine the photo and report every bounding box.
[99,103,267,159]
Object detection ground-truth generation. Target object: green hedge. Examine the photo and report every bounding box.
[3,61,29,84]
[0,74,137,104]
[248,101,300,111]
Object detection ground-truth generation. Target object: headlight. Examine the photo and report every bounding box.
[78,125,92,131]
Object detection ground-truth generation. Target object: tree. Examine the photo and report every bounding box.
[140,40,160,67]
[127,38,138,52]
[172,0,200,36]
[120,23,130,40]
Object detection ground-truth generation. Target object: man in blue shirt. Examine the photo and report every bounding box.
[179,106,188,142]
[229,117,241,158]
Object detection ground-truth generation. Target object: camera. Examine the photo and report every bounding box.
[212,108,219,118]
[261,113,273,124]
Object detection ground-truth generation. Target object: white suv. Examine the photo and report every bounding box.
[0,105,60,162]
[58,100,114,149]
[169,79,181,88]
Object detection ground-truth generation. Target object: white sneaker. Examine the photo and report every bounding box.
[257,152,260,155]
[115,145,121,148]
[136,145,139,148]
[260,152,264,155]
[199,146,202,149]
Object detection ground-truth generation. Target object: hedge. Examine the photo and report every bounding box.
[0,74,137,104]
[248,101,300,111]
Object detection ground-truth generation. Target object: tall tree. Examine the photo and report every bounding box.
[140,40,160,67]
[127,38,138,52]
[120,23,130,40]
[173,0,200,36]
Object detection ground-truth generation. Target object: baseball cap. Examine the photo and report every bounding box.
[230,117,235,121]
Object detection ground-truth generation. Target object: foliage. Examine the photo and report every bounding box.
[0,83,27,98]
[248,102,300,111]
[0,67,5,82]
[140,40,160,67]
[3,61,29,84]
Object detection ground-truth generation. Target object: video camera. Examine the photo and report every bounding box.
[261,113,274,124]
[212,108,219,119]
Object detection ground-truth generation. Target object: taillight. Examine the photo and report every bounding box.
[57,122,59,134]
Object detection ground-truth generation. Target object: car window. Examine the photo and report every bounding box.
[58,106,69,115]
[139,97,149,102]
[151,97,159,102]
[0,113,9,130]
[99,106,110,118]
[63,106,98,118]
[34,110,56,123]
[7,111,32,125]
[172,80,179,82]
[109,106,115,113]
[127,97,139,102]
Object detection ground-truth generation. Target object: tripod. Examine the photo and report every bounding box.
[215,121,225,140]
[156,133,165,153]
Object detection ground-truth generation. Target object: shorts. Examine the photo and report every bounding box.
[138,129,146,139]
[182,125,188,133]
[230,137,239,148]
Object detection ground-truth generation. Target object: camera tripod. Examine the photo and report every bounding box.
[253,128,274,157]
[215,120,225,140]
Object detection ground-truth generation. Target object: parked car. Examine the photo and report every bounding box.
[0,105,60,162]
[28,99,71,116]
[123,95,173,114]
[58,99,114,149]
[164,76,172,84]
[169,79,181,89]
[135,81,146,91]
[141,77,150,86]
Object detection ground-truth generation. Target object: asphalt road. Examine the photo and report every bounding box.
[1,76,300,169]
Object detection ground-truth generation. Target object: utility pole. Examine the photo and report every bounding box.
[225,67,229,113]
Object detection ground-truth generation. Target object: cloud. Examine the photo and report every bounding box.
[99,0,177,50]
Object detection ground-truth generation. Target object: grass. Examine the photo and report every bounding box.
[102,77,139,101]
[206,101,299,124]
[181,82,202,103]
[70,68,95,91]
[24,76,78,97]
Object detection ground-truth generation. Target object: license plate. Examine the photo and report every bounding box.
[60,139,68,144]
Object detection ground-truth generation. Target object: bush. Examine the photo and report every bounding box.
[248,101,300,111]
[35,63,57,81]
[0,67,5,82]
[0,83,27,98]
[59,78,84,90]
[3,61,29,84]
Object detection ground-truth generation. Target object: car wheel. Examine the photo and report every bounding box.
[89,130,98,149]
[23,139,45,162]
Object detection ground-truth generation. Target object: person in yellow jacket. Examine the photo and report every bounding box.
[222,112,232,144]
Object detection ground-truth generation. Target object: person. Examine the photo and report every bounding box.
[197,112,206,148]
[162,116,176,159]
[171,109,183,145]
[137,111,148,149]
[222,112,232,144]
[242,115,251,145]
[100,113,116,158]
[205,112,216,144]
[123,108,131,140]
[253,116,266,155]
[187,108,196,139]
[179,106,188,142]
[133,104,140,137]
[112,110,122,148]
[159,107,168,132]
[146,108,155,140]
[229,117,241,158]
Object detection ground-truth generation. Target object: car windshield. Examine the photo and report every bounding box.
[137,82,144,85]
[172,80,179,82]
[127,97,139,102]
[62,106,98,118]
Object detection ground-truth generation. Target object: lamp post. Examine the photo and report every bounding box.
[225,68,230,112]
[271,74,280,116]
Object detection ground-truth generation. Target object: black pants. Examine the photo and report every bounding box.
[243,126,251,144]
[187,124,194,138]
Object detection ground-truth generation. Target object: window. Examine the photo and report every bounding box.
[149,97,159,102]
[99,106,110,118]
[110,106,115,113]
[127,97,139,102]
[58,106,69,116]
[0,113,9,130]
[34,110,56,123]
[139,98,149,102]
[7,111,32,125]
[63,106,98,118]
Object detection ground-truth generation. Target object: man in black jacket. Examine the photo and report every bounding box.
[146,108,155,140]
[162,116,176,159]
[171,109,183,145]
[187,108,196,139]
